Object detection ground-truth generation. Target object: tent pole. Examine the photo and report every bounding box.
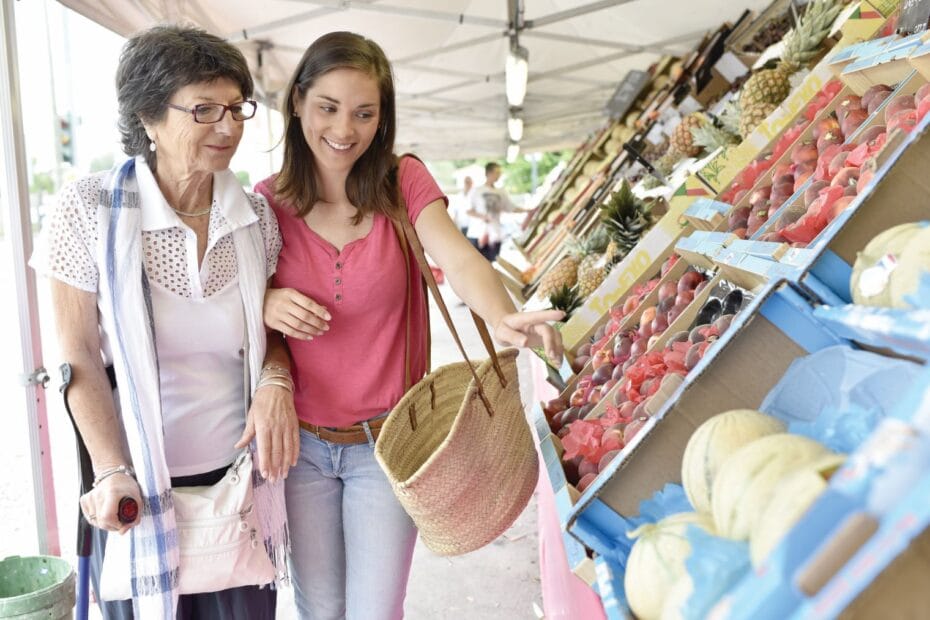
[0,0,60,555]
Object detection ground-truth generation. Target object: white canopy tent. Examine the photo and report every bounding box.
[56,0,771,159]
[2,0,777,554]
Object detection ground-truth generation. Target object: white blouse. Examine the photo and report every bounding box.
[38,159,282,476]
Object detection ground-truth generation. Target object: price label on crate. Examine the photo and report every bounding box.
[605,70,650,119]
[898,0,930,35]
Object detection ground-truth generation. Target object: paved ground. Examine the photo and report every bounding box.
[0,249,544,618]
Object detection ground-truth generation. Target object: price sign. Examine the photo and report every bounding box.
[898,0,930,35]
[605,70,650,119]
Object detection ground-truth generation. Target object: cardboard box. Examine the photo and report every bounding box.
[567,280,847,547]
[684,198,731,231]
[675,231,737,269]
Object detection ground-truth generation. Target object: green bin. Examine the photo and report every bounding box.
[0,556,74,619]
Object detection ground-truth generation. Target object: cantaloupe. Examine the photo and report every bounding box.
[624,512,715,620]
[659,574,693,620]
[682,409,786,515]
[749,453,846,566]
[712,433,830,540]
[851,222,928,307]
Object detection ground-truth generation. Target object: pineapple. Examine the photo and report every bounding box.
[739,101,778,139]
[690,120,740,157]
[600,180,654,258]
[548,284,582,319]
[670,114,704,157]
[537,254,580,299]
[739,0,842,111]
[575,228,612,299]
[719,98,742,137]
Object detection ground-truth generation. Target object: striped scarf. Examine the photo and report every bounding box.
[94,158,288,618]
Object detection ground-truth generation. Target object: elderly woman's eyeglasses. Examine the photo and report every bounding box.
[166,100,258,124]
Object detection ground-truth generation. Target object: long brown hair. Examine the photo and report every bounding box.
[276,32,398,223]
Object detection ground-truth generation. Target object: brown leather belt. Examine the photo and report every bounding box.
[298,416,387,445]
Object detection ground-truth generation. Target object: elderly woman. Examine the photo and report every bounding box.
[33,26,294,619]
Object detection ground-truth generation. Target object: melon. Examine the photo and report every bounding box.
[681,409,786,515]
[712,434,831,540]
[887,225,930,309]
[659,574,694,620]
[625,512,715,620]
[749,453,846,567]
[851,223,929,307]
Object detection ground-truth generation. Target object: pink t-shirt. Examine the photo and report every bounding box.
[255,157,446,427]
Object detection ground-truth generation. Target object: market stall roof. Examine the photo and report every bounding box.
[56,0,770,159]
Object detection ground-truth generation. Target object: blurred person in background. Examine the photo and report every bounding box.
[448,174,473,236]
[466,161,529,262]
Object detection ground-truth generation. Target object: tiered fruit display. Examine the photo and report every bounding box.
[738,0,844,137]
[600,180,655,259]
[543,278,747,492]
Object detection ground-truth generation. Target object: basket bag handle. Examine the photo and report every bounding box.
[391,156,506,417]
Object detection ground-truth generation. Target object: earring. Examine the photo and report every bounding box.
[149,141,156,152]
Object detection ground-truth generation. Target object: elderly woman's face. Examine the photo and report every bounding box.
[147,78,246,176]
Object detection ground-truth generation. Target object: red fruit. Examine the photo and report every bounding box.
[731,227,748,239]
[747,208,769,237]
[772,162,794,185]
[561,456,580,484]
[759,231,788,243]
[621,294,639,316]
[578,459,598,479]
[543,397,569,417]
[650,314,669,335]
[812,116,841,141]
[694,280,710,296]
[677,271,704,292]
[640,305,657,324]
[862,84,893,113]
[748,186,771,209]
[793,166,814,192]
[588,387,603,405]
[828,195,856,222]
[658,281,678,303]
[916,83,930,106]
[728,206,751,232]
[617,400,636,418]
[630,338,647,359]
[576,343,592,358]
[673,289,693,307]
[791,141,818,166]
[598,449,621,473]
[613,336,633,362]
[804,180,829,207]
[570,355,590,374]
[638,320,653,340]
[884,95,916,124]
[688,324,708,344]
[835,95,863,124]
[831,166,860,189]
[840,108,869,138]
[918,97,930,122]
[569,388,587,408]
[623,417,649,444]
[857,167,875,194]
[602,378,618,393]
[733,189,749,204]
[770,181,795,203]
[713,314,735,334]
[611,363,625,382]
[685,341,709,370]
[591,364,613,386]
[827,150,849,179]
[888,109,917,134]
[591,348,612,370]
[856,124,885,147]
[660,254,680,277]
[816,130,843,152]
[577,472,598,492]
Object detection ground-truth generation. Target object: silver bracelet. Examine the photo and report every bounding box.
[93,464,136,488]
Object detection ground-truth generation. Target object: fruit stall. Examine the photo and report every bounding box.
[508,1,930,618]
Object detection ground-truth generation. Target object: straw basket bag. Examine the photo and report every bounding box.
[375,166,539,556]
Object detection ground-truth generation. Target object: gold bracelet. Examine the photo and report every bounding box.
[257,377,294,392]
[261,364,291,376]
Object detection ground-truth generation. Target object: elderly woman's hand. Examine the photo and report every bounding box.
[493,309,565,366]
[237,384,299,483]
[264,288,331,340]
[79,472,142,535]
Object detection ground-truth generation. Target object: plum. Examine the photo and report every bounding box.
[728,206,751,231]
[591,363,613,385]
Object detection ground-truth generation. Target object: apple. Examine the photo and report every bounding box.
[569,389,587,408]
[591,348,612,370]
[640,305,657,325]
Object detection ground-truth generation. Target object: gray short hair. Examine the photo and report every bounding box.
[115,25,254,170]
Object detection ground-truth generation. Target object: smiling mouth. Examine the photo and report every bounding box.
[323,137,353,151]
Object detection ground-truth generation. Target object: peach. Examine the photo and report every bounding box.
[747,208,769,237]
[748,186,771,209]
[816,130,843,152]
[658,281,678,303]
[827,150,850,178]
[791,141,818,166]
[831,166,860,189]
[598,449,621,473]
[591,348,612,370]
[771,181,795,203]
[639,305,657,325]
[650,314,669,335]
[772,162,794,185]
[856,167,876,194]
[569,388,587,408]
[862,84,893,112]
[578,459,598,480]
[591,364,613,386]
[836,95,863,124]
[840,108,869,137]
[884,95,916,124]
[576,342,592,358]
[812,116,841,141]
[888,109,917,134]
[856,124,885,146]
[570,355,589,374]
[621,294,639,316]
[804,180,829,206]
[828,195,856,222]
[731,227,748,239]
[916,83,930,106]
[677,271,704,292]
[728,206,751,231]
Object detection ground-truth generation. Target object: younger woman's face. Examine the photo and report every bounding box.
[294,68,381,176]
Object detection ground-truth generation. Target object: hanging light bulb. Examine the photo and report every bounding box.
[507,116,524,142]
[506,142,520,164]
[505,44,529,107]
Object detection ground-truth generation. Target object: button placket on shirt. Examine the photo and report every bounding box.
[333,259,344,304]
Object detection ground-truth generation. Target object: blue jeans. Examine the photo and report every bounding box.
[286,428,418,619]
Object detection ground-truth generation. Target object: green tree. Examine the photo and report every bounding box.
[501,151,569,194]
